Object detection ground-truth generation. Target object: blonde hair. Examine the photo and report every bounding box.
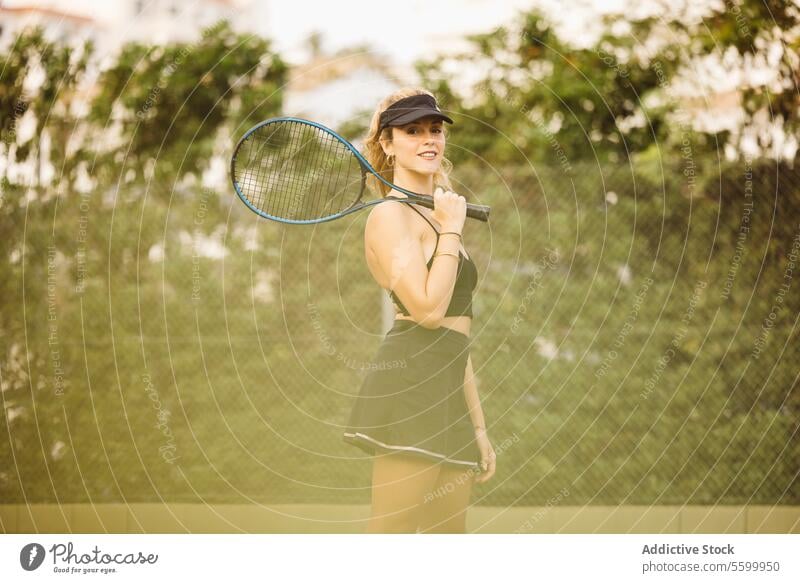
[362,87,454,197]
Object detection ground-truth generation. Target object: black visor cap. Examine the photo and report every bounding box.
[378,94,454,132]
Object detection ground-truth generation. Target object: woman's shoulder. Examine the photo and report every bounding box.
[364,199,418,256]
[366,198,410,231]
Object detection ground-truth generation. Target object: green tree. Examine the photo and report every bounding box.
[89,20,287,195]
[0,28,93,190]
[415,2,800,166]
[630,0,800,159]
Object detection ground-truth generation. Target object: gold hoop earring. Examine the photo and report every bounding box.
[387,154,394,167]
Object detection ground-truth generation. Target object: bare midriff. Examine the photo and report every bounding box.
[394,313,471,337]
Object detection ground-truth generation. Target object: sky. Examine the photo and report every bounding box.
[5,0,636,64]
[265,0,639,63]
[268,0,550,63]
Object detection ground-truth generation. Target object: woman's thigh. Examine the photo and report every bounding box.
[418,463,475,533]
[367,451,442,533]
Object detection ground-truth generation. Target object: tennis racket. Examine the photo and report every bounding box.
[230,117,490,224]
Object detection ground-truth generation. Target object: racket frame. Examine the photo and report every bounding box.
[231,116,490,224]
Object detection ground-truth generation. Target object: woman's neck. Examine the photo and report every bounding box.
[391,166,435,196]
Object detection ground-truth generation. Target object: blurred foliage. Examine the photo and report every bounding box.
[422,11,680,165]
[0,28,93,192]
[89,20,287,192]
[416,1,800,166]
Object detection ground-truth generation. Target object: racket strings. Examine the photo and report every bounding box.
[234,121,364,221]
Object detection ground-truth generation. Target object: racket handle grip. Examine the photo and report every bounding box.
[465,202,491,222]
[410,197,491,222]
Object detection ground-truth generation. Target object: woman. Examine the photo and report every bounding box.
[342,87,496,533]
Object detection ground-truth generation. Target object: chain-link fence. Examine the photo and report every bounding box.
[1,159,798,507]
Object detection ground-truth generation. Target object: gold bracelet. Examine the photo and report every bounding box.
[474,425,486,431]
[434,252,460,260]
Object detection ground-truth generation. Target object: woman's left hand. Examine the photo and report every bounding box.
[474,429,496,484]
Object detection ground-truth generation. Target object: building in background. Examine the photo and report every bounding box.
[0,2,103,48]
[284,48,405,133]
[0,0,269,54]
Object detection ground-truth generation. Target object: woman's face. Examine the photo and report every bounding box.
[386,116,446,175]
